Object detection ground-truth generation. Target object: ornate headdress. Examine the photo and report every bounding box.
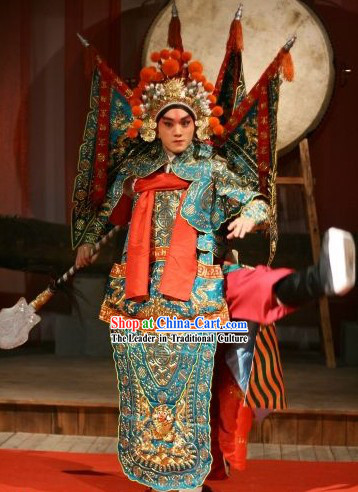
[126,49,224,142]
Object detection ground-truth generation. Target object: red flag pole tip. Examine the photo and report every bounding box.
[172,1,178,17]
[235,3,243,20]
[77,32,90,48]
[284,34,297,52]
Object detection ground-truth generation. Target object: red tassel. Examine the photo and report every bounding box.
[280,50,294,82]
[167,15,184,52]
[227,18,243,53]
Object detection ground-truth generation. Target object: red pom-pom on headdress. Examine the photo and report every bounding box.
[211,106,224,117]
[209,116,220,128]
[132,105,143,117]
[151,51,161,63]
[170,49,181,60]
[191,71,203,82]
[188,61,203,74]
[208,94,217,104]
[181,51,192,62]
[127,127,138,139]
[213,124,224,136]
[154,71,164,82]
[132,119,143,129]
[204,82,215,92]
[162,59,180,77]
[140,67,155,82]
[160,49,170,60]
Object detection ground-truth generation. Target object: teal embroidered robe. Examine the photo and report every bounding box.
[76,140,269,491]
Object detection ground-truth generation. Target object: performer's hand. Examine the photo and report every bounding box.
[227,216,256,240]
[123,177,136,198]
[75,244,99,269]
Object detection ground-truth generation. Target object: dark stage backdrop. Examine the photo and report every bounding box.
[0,0,30,218]
[0,0,31,298]
[0,0,357,348]
[302,0,358,233]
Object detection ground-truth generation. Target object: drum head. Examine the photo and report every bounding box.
[144,0,334,154]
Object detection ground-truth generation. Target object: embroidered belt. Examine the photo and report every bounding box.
[99,301,230,324]
[110,248,223,280]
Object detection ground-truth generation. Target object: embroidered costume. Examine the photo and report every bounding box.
[71,4,297,490]
[79,142,276,490]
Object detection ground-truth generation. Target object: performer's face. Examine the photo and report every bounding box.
[157,108,195,154]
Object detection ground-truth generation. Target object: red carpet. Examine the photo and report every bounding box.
[0,449,357,491]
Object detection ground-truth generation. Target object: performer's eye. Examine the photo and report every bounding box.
[164,122,172,128]
[182,120,191,127]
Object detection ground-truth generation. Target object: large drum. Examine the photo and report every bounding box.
[144,0,334,154]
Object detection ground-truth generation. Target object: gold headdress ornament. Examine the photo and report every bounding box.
[126,48,225,142]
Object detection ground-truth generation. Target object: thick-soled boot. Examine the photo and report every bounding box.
[274,228,356,306]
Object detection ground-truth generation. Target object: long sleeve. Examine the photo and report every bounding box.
[72,141,167,249]
[81,174,134,246]
[82,200,114,246]
[180,157,266,234]
[212,159,264,219]
[240,199,270,228]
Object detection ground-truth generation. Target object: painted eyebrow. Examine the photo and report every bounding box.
[161,116,192,122]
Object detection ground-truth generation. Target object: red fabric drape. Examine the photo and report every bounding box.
[125,173,197,301]
[225,265,295,325]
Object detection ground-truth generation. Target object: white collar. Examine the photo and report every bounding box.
[166,151,176,162]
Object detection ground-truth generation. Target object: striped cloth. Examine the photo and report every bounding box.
[246,324,287,410]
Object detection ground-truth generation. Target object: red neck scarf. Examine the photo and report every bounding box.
[125,173,198,301]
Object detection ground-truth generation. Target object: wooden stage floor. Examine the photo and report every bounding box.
[0,349,357,410]
[1,432,357,463]
[0,349,357,445]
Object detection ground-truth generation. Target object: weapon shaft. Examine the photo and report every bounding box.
[30,225,121,312]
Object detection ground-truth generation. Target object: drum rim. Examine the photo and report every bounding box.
[278,0,335,155]
[142,0,335,156]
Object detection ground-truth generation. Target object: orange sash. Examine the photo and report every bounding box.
[125,173,198,301]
